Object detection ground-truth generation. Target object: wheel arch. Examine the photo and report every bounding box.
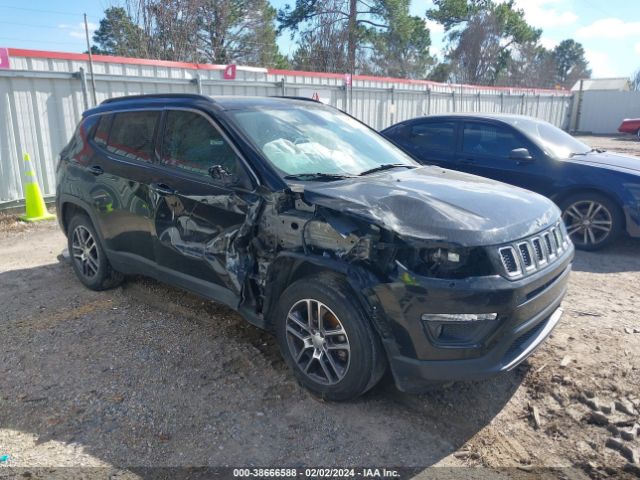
[60,202,85,234]
[59,195,106,241]
[261,252,383,334]
[551,186,625,228]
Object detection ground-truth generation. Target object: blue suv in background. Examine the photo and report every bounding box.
[382,114,640,250]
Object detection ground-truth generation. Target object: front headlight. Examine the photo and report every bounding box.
[422,247,461,264]
[418,247,496,279]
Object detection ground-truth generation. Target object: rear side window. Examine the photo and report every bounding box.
[159,110,240,177]
[93,114,111,147]
[410,122,456,151]
[463,123,525,158]
[106,111,159,162]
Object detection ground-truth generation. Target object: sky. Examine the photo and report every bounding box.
[0,0,638,79]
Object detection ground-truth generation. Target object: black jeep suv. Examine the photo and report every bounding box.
[56,94,574,400]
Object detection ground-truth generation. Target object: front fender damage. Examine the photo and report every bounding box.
[152,180,497,337]
[181,185,487,335]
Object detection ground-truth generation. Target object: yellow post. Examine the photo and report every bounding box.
[19,153,56,222]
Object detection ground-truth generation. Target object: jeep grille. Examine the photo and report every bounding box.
[498,222,570,279]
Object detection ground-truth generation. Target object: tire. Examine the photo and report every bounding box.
[559,193,623,251]
[67,214,124,290]
[275,274,386,401]
[636,129,640,141]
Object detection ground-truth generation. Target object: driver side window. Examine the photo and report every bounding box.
[410,121,456,151]
[462,123,526,158]
[159,110,242,179]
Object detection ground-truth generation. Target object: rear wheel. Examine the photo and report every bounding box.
[67,214,123,290]
[275,274,386,401]
[559,193,623,251]
[636,129,640,141]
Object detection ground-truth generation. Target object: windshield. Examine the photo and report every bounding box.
[511,118,591,158]
[228,105,417,178]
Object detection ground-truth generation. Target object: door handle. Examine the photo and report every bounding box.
[150,182,176,196]
[87,165,103,176]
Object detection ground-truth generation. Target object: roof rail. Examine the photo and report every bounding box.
[270,95,320,103]
[101,93,212,105]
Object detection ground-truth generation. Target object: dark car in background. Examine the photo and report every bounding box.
[382,114,640,250]
[56,95,573,400]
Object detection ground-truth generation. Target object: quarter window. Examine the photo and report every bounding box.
[106,111,159,162]
[159,110,240,178]
[463,123,526,158]
[93,114,111,147]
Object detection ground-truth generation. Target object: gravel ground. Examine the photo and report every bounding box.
[576,134,640,157]
[0,136,639,478]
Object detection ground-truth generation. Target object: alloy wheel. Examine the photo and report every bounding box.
[562,200,613,247]
[71,225,99,278]
[285,299,351,385]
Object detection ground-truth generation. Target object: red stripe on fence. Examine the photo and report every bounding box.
[7,48,570,94]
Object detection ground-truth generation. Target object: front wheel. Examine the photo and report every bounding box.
[275,274,386,401]
[559,193,623,251]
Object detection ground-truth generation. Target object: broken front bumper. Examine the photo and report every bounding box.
[372,247,573,393]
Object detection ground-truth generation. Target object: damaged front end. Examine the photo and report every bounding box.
[232,174,503,332]
[237,186,397,330]
[152,158,572,395]
[224,168,574,393]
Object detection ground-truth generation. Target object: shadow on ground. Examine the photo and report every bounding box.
[610,135,639,144]
[571,237,640,274]
[0,256,524,469]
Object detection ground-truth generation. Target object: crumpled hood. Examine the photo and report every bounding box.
[302,166,560,247]
[567,151,640,174]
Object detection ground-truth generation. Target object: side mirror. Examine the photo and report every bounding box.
[509,148,534,163]
[208,163,250,189]
[208,164,232,181]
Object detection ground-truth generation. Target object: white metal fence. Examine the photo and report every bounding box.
[0,49,573,206]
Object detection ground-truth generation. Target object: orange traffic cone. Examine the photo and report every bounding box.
[19,153,56,222]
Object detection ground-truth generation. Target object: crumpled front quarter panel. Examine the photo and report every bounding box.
[303,166,560,246]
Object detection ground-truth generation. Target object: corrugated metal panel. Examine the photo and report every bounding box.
[0,70,85,203]
[575,90,640,134]
[570,78,630,92]
[0,50,573,205]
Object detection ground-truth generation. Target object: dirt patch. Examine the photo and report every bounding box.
[575,134,640,157]
[1,223,639,477]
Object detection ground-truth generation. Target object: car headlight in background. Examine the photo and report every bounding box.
[624,183,640,199]
[623,183,640,212]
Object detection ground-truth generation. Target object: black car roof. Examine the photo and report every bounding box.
[85,94,322,116]
[385,113,543,128]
